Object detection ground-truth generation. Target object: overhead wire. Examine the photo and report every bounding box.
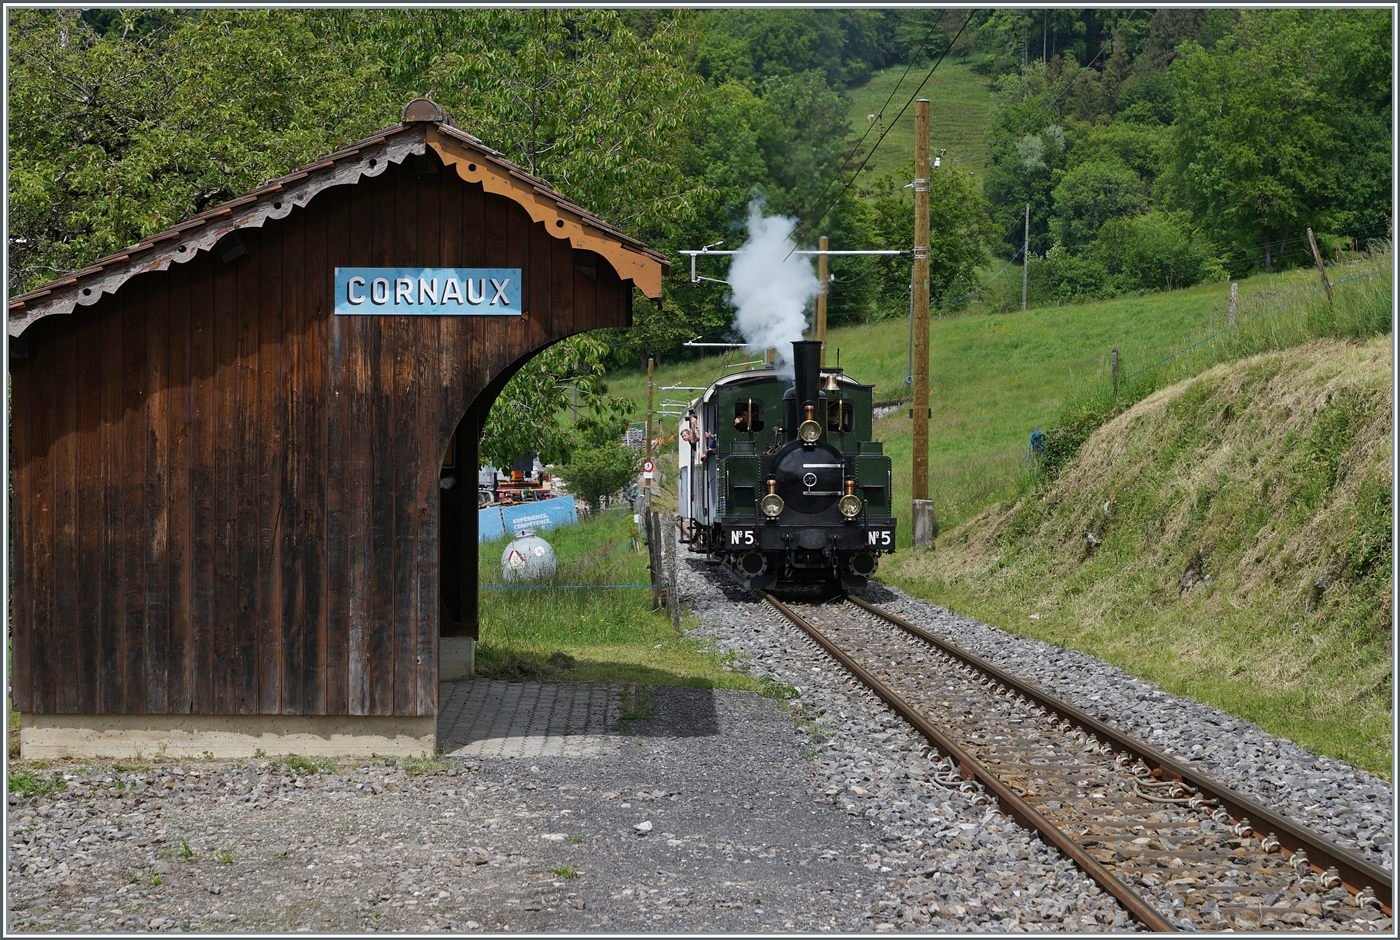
[786,11,976,260]
[786,10,948,246]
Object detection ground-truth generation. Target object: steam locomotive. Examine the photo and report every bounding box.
[678,340,896,592]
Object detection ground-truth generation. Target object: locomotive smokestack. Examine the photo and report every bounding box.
[791,340,822,409]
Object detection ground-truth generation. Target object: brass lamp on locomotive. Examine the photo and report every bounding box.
[678,340,895,592]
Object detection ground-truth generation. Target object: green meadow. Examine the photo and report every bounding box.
[842,60,997,186]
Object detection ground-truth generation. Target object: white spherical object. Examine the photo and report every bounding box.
[501,530,557,583]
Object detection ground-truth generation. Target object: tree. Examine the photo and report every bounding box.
[477,334,628,472]
[753,70,852,219]
[7,9,393,293]
[556,441,641,515]
[1090,212,1221,293]
[856,159,999,316]
[425,9,702,233]
[1166,12,1345,271]
[555,395,639,514]
[691,9,899,91]
[1049,159,1147,252]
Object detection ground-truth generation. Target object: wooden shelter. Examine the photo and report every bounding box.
[7,99,667,757]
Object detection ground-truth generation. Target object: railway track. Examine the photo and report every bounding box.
[755,588,1392,932]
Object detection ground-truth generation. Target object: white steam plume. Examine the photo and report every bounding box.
[726,200,819,374]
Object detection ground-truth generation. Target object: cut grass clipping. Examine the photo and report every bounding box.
[476,508,767,694]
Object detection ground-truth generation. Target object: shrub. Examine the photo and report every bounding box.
[1091,212,1222,292]
[1028,245,1113,305]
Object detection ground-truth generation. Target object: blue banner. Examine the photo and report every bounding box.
[478,505,506,543]
[335,267,522,316]
[478,495,578,543]
[501,496,578,536]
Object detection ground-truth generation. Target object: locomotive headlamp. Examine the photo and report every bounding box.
[798,405,822,444]
[838,479,862,517]
[760,479,784,518]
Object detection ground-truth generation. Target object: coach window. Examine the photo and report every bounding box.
[827,400,854,433]
[734,398,764,432]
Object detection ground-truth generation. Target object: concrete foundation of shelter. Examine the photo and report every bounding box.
[19,713,437,760]
[441,636,476,681]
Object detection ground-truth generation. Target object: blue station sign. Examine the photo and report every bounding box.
[334,267,522,316]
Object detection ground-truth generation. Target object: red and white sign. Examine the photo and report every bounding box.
[643,458,654,481]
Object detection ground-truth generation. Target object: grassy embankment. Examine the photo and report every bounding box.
[842,60,996,184]
[473,506,783,697]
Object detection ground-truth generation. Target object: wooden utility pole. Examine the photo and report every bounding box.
[1021,203,1030,311]
[817,235,829,367]
[911,99,934,549]
[1307,227,1334,303]
[646,357,655,462]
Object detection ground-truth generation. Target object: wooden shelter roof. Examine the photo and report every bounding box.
[8,98,669,337]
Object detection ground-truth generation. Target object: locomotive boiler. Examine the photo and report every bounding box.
[678,339,896,592]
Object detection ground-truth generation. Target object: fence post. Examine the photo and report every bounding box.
[1228,281,1238,328]
[648,510,664,611]
[1111,347,1119,399]
[1307,227,1334,303]
[664,517,680,630]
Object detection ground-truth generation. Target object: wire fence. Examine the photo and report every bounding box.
[1123,268,1386,382]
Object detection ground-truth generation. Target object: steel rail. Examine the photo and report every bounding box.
[757,590,1177,932]
[845,594,1393,915]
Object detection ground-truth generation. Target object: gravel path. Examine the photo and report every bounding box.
[5,554,1391,933]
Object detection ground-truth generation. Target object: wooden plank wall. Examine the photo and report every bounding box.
[10,154,630,717]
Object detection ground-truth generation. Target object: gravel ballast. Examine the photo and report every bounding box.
[5,555,1392,933]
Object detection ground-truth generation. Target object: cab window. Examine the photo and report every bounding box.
[733,398,764,432]
[827,400,854,433]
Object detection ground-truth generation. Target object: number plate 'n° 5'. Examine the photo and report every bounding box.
[867,530,893,548]
[729,529,756,547]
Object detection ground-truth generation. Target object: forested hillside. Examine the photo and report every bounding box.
[8,8,1391,468]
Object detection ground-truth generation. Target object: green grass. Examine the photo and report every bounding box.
[271,755,336,774]
[476,508,767,693]
[843,60,997,186]
[402,752,451,773]
[7,769,65,798]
